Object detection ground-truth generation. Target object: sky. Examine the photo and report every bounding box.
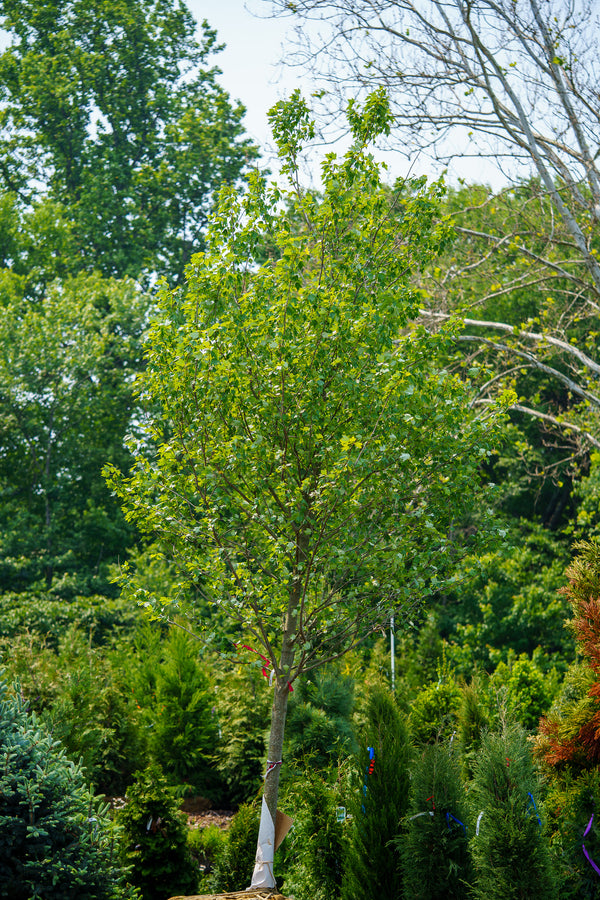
[186,0,456,187]
[187,1,316,172]
[187,1,511,190]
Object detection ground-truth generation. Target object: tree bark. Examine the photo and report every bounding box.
[250,533,304,888]
[249,656,293,888]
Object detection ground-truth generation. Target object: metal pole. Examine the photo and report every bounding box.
[390,615,395,692]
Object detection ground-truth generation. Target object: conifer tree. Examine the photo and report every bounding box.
[342,685,411,900]
[537,540,600,768]
[0,679,133,899]
[458,677,489,779]
[544,767,600,900]
[534,541,600,895]
[471,723,556,900]
[402,742,472,899]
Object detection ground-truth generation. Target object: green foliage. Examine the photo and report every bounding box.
[443,521,573,675]
[150,629,220,796]
[285,666,356,766]
[342,685,411,900]
[214,662,270,806]
[106,90,505,858]
[116,766,198,900]
[187,823,225,887]
[544,768,600,899]
[491,652,559,731]
[470,724,557,900]
[536,540,600,769]
[130,625,221,797]
[417,180,600,525]
[108,86,503,721]
[0,274,147,597]
[409,667,462,746]
[0,679,134,899]
[457,677,490,778]
[282,768,345,900]
[0,0,256,283]
[209,802,260,893]
[0,628,145,795]
[0,591,138,647]
[401,743,472,899]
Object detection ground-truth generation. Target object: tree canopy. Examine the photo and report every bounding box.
[107,89,505,887]
[0,274,147,595]
[269,0,600,452]
[0,0,257,283]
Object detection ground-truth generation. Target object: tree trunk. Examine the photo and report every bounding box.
[250,556,302,888]
[249,655,293,888]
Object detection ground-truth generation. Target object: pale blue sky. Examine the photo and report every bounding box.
[187,2,507,188]
[187,2,309,172]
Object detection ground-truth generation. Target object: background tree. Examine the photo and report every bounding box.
[0,274,147,597]
[269,0,600,445]
[0,0,257,283]
[107,90,504,887]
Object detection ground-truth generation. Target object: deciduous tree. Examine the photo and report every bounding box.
[0,274,147,595]
[0,0,257,282]
[107,90,503,887]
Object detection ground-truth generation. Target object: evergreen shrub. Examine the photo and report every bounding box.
[1,628,146,795]
[210,802,260,892]
[401,742,472,899]
[131,626,221,797]
[470,723,557,899]
[282,767,345,900]
[214,662,269,805]
[342,685,411,900]
[409,672,462,746]
[116,765,198,900]
[0,679,133,899]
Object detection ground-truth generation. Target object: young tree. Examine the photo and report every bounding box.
[0,0,257,283]
[402,742,473,899]
[107,90,503,887]
[471,723,556,899]
[342,685,411,900]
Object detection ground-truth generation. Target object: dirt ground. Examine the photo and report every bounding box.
[109,795,235,830]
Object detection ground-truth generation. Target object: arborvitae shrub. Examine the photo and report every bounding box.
[282,767,345,900]
[409,671,462,746]
[470,724,557,899]
[341,684,411,900]
[214,662,269,805]
[0,679,133,900]
[116,765,198,900]
[544,767,600,899]
[401,742,472,899]
[458,677,489,778]
[210,802,260,892]
[139,627,221,797]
